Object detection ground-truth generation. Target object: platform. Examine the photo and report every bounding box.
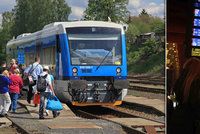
[13,99,124,134]
[0,117,12,128]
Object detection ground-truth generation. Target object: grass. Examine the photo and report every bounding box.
[128,51,164,75]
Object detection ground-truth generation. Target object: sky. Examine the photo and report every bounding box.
[0,0,164,25]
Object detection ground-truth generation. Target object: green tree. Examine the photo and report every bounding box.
[13,0,71,36]
[0,11,15,60]
[12,0,31,35]
[126,10,164,74]
[139,9,149,17]
[126,23,139,51]
[127,10,164,47]
[150,17,165,33]
[84,0,129,22]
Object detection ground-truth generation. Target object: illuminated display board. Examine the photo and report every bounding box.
[193,28,200,36]
[192,48,200,56]
[192,38,200,46]
[195,9,200,17]
[194,18,200,26]
[192,1,200,49]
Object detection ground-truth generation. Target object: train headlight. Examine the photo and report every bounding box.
[116,67,121,73]
[72,67,78,73]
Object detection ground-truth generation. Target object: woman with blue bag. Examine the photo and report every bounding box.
[37,66,61,119]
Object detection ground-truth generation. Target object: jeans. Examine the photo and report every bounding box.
[0,92,11,115]
[39,92,57,118]
[10,93,19,112]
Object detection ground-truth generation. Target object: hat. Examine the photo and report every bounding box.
[43,65,49,70]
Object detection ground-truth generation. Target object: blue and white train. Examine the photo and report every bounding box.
[6,21,129,106]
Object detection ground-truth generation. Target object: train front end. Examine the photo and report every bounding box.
[57,22,129,106]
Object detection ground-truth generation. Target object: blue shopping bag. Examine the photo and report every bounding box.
[46,96,63,111]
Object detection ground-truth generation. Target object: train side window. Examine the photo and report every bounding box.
[56,35,61,52]
[43,46,55,65]
[25,52,35,65]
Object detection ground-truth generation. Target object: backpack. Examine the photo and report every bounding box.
[37,74,48,92]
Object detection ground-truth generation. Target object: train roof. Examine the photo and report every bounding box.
[7,21,125,48]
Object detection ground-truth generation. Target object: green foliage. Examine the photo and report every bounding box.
[127,10,164,74]
[139,9,149,17]
[128,52,164,74]
[126,23,139,46]
[128,13,164,35]
[84,0,129,22]
[128,39,161,64]
[13,0,71,35]
[0,11,15,61]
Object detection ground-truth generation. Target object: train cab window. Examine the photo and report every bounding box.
[66,27,122,66]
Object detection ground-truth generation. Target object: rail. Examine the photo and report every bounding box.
[127,75,165,94]
[69,104,165,134]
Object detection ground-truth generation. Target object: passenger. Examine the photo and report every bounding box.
[9,69,23,113]
[18,64,26,97]
[0,61,7,68]
[18,64,25,77]
[9,59,18,74]
[0,61,9,74]
[24,57,43,104]
[23,62,33,80]
[38,65,60,119]
[49,67,55,89]
[0,67,11,117]
[45,67,55,116]
[168,57,200,134]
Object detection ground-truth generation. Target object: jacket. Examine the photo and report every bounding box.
[0,75,11,94]
[9,74,23,94]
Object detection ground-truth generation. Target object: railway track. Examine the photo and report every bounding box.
[128,75,165,94]
[69,103,165,134]
[119,102,165,123]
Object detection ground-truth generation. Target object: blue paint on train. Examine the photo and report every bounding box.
[59,34,70,77]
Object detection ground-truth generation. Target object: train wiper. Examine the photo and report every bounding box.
[95,44,116,71]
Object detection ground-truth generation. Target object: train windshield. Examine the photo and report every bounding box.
[66,27,122,66]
